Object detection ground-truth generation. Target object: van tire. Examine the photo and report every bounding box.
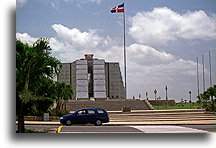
[65,119,72,126]
[94,119,102,126]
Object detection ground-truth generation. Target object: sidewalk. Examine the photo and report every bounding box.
[16,109,215,126]
[16,120,216,126]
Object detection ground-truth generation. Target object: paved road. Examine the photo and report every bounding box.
[18,124,215,133]
[59,126,142,133]
[58,125,214,133]
[181,124,216,133]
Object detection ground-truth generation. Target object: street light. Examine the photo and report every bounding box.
[165,86,168,109]
[154,89,157,101]
[146,92,148,100]
[189,91,192,109]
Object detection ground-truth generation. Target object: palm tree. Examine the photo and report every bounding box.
[16,38,61,132]
[206,86,215,112]
[54,82,73,110]
[200,91,210,107]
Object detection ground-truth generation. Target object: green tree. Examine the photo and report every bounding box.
[206,86,216,112]
[213,85,216,98]
[54,82,73,110]
[27,77,56,115]
[200,91,210,107]
[16,38,61,133]
[199,85,216,112]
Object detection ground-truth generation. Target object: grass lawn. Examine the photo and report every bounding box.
[153,104,198,109]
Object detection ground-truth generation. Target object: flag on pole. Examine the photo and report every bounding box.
[111,3,124,13]
[110,3,127,99]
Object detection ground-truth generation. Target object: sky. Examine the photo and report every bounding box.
[16,0,216,102]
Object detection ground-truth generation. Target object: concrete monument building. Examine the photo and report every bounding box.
[57,54,125,100]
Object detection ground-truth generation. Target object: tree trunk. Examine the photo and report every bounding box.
[17,72,29,133]
[17,101,25,133]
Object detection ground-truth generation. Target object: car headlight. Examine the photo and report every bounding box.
[60,117,64,120]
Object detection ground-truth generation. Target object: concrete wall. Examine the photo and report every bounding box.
[147,100,176,106]
[105,63,125,99]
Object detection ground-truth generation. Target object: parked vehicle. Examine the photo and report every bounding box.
[60,108,109,126]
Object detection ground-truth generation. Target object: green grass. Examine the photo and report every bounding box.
[153,104,198,109]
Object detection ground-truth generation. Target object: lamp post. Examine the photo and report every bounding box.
[189,91,192,109]
[154,89,157,101]
[146,92,148,100]
[165,86,168,109]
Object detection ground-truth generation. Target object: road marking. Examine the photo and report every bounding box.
[130,125,209,133]
[57,126,63,133]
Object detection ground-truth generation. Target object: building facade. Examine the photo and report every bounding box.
[57,54,125,100]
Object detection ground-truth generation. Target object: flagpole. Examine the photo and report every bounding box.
[196,57,200,104]
[209,51,212,87]
[123,6,127,99]
[202,54,205,92]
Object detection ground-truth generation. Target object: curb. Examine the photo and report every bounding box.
[16,122,216,126]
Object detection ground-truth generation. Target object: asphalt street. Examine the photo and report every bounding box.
[59,126,142,133]
[18,124,216,133]
[181,125,216,133]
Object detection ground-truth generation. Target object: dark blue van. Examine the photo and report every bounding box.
[60,108,109,126]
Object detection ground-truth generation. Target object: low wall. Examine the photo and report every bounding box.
[66,99,152,111]
[147,100,176,106]
[16,116,59,121]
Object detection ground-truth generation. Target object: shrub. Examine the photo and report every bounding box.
[49,108,69,116]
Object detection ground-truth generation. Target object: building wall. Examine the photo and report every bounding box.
[71,61,76,99]
[57,55,125,100]
[57,63,71,84]
[93,59,107,100]
[105,62,125,99]
[75,60,89,100]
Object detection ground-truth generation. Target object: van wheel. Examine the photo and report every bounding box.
[65,119,72,126]
[94,119,102,126]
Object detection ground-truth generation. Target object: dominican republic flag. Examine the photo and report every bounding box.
[111,3,124,13]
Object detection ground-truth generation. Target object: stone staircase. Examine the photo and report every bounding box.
[108,109,216,124]
[66,99,152,111]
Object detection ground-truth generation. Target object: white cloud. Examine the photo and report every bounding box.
[51,24,111,51]
[127,43,198,79]
[16,23,211,101]
[50,2,58,10]
[126,43,208,100]
[17,0,28,8]
[88,0,102,4]
[16,32,37,45]
[129,7,216,45]
[64,0,102,5]
[127,44,175,66]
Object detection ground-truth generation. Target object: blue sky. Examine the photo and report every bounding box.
[16,0,216,101]
[17,0,215,38]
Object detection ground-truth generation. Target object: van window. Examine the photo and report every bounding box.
[87,109,95,114]
[97,109,105,114]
